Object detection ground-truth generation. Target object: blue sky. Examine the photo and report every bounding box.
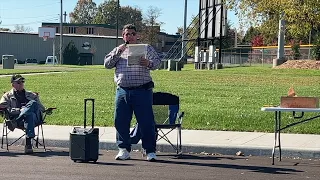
[0,0,239,34]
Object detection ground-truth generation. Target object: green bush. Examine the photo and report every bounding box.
[291,43,301,60]
[63,41,79,65]
[312,36,320,60]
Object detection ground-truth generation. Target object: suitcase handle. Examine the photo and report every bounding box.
[84,98,95,128]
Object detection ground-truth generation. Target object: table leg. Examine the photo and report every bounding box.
[272,111,277,165]
[278,111,282,161]
[272,111,282,165]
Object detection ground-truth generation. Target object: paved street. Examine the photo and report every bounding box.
[0,146,319,180]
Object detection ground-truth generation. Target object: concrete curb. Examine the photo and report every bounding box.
[3,138,320,159]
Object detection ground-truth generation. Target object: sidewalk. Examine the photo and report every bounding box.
[1,124,320,159]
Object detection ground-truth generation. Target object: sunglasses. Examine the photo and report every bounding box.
[124,32,136,37]
[16,81,25,84]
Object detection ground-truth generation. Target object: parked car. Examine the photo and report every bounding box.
[45,56,58,64]
[26,58,37,64]
[17,59,26,64]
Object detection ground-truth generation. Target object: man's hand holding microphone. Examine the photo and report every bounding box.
[116,41,129,56]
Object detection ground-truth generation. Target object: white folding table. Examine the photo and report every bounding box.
[261,107,320,165]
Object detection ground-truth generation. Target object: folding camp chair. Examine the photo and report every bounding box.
[153,92,184,155]
[0,106,56,152]
[130,92,184,155]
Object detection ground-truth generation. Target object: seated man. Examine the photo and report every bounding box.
[0,74,46,154]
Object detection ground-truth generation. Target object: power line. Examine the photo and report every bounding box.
[1,14,59,20]
[0,18,58,26]
[0,2,60,11]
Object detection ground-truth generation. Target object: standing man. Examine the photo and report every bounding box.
[104,24,161,161]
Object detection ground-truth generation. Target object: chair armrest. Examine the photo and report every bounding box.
[177,112,184,124]
[0,107,10,119]
[46,107,57,111]
[45,107,56,115]
[178,112,184,119]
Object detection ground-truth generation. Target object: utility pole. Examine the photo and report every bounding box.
[276,0,285,67]
[276,12,285,64]
[308,30,312,59]
[60,0,63,64]
[116,0,120,46]
[181,0,187,62]
[63,11,67,23]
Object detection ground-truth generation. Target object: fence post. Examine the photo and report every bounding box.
[262,48,264,66]
[239,49,242,66]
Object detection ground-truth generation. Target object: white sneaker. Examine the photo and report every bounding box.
[146,152,157,162]
[115,148,130,160]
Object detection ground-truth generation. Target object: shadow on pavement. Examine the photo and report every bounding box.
[154,159,304,174]
[133,154,304,175]
[0,148,69,157]
[94,162,133,166]
[157,154,245,161]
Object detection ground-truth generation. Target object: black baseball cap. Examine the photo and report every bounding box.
[11,74,25,83]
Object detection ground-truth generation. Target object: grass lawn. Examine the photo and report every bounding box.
[1,64,320,134]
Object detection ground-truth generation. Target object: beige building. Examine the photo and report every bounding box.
[42,23,121,36]
[42,23,181,53]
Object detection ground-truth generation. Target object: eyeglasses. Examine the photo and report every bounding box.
[124,32,136,37]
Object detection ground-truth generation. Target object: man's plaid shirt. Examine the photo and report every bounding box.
[104,44,161,88]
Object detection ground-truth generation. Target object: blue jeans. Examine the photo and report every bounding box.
[16,100,42,138]
[115,87,156,154]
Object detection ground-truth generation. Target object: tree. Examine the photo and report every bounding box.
[94,1,143,30]
[227,0,320,42]
[176,27,183,35]
[251,35,264,46]
[93,0,118,25]
[312,35,320,60]
[221,20,237,49]
[63,41,79,65]
[0,28,10,31]
[119,6,144,31]
[69,0,97,24]
[13,25,33,33]
[0,17,10,31]
[242,26,260,45]
[140,6,164,46]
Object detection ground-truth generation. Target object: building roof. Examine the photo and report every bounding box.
[0,31,121,39]
[42,22,117,29]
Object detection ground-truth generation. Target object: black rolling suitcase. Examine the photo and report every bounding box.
[69,98,99,163]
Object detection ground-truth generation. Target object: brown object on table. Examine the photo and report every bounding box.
[287,86,296,97]
[280,96,319,108]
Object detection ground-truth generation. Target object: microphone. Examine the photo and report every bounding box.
[116,41,129,56]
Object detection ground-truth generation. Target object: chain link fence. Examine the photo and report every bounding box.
[219,46,313,67]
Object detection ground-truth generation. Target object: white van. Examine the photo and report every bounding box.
[45,56,58,64]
